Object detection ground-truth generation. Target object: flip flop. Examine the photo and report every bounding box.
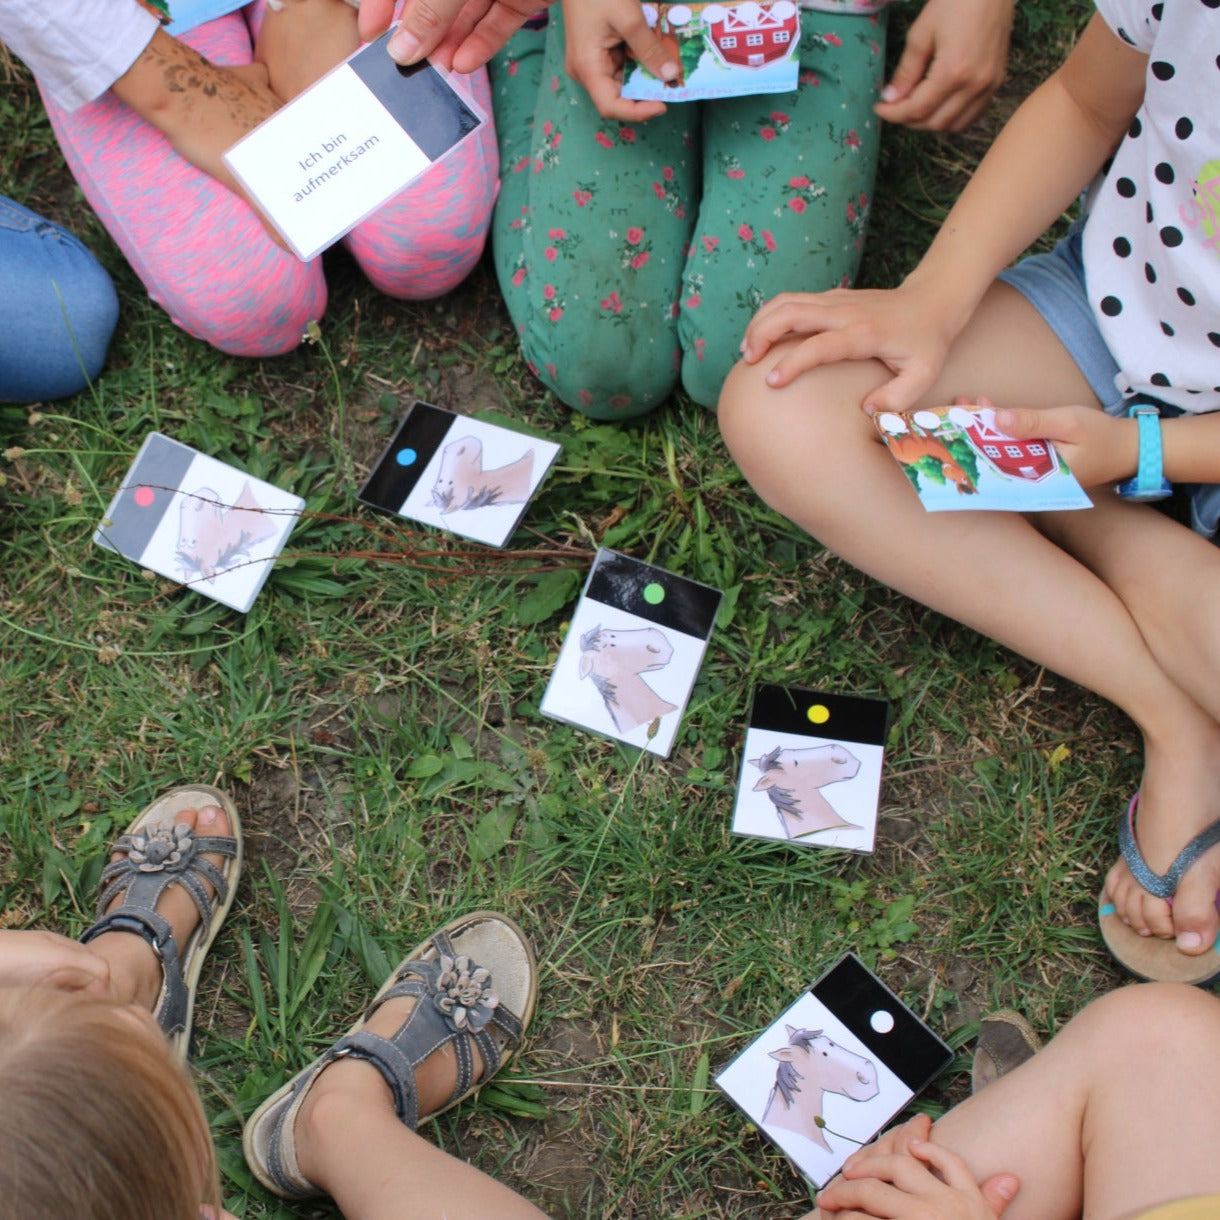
[1098,793,1220,986]
[243,909,537,1200]
[79,785,243,1061]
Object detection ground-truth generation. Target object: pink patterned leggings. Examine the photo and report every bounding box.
[41,4,497,357]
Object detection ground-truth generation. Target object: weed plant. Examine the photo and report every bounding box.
[0,3,1142,1215]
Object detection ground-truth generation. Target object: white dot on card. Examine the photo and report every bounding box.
[911,410,941,430]
[870,1009,895,1034]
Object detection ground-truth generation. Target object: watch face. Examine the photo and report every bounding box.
[1116,478,1172,502]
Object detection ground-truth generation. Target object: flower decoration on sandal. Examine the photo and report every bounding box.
[433,954,499,1032]
[127,823,195,873]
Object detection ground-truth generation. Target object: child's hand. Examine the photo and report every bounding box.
[996,404,1137,488]
[0,929,111,996]
[562,0,680,122]
[877,0,1014,131]
[816,1139,1020,1218]
[740,285,958,413]
[361,0,548,72]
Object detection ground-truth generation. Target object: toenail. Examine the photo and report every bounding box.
[1177,931,1203,951]
[1138,928,1151,936]
[198,806,218,825]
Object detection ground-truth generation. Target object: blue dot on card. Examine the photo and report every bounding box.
[643,582,664,605]
[396,448,417,467]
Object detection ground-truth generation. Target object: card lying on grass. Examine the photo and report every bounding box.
[622,1,800,102]
[224,32,485,260]
[874,405,1091,513]
[540,549,722,758]
[732,685,890,852]
[716,954,953,1189]
[358,401,562,548]
[94,433,304,612]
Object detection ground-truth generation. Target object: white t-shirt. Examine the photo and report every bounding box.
[0,0,159,112]
[1084,0,1220,412]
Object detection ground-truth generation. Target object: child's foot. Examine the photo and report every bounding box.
[243,910,537,1200]
[80,787,242,1054]
[1103,722,1220,955]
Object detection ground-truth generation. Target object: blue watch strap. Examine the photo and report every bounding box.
[1117,405,1172,502]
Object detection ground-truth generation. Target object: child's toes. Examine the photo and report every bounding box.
[1106,860,1173,938]
[1170,866,1220,955]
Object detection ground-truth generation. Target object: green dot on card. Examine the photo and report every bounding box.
[643,582,664,605]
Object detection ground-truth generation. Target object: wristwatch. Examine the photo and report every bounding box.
[1116,404,1173,502]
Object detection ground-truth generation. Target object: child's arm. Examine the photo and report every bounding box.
[742,13,1147,411]
[0,930,111,996]
[109,29,281,199]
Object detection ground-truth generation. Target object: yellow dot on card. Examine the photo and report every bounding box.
[807,704,830,725]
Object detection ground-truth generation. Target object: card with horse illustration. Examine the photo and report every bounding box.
[716,954,953,1189]
[359,401,562,547]
[732,684,890,852]
[874,404,1091,513]
[540,549,722,758]
[94,433,305,613]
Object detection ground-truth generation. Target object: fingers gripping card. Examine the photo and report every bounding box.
[223,33,485,261]
[732,685,890,852]
[716,954,953,1189]
[358,401,562,548]
[540,549,722,758]
[94,433,304,613]
[874,405,1091,514]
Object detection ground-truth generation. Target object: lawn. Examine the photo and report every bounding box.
[0,4,1137,1216]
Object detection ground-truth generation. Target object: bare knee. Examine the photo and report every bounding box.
[1069,983,1220,1066]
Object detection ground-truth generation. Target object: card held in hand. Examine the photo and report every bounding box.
[540,549,722,758]
[94,433,304,613]
[224,33,485,260]
[732,684,890,852]
[716,954,953,1189]
[358,401,561,548]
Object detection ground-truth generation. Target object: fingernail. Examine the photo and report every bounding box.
[862,402,877,416]
[880,84,899,102]
[1178,931,1203,951]
[388,28,422,64]
[996,1178,1019,1201]
[1138,927,1151,936]
[198,805,219,825]
[660,60,679,81]
[766,369,780,386]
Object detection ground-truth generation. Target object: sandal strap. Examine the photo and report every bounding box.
[80,906,189,1037]
[1119,794,1220,900]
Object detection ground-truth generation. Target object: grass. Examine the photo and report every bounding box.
[0,3,1139,1215]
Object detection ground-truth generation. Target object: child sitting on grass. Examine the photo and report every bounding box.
[719,0,1220,982]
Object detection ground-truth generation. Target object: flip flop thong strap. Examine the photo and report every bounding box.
[1119,795,1220,900]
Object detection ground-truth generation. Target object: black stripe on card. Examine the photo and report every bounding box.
[584,549,722,639]
[810,954,952,1095]
[348,35,481,161]
[359,401,455,513]
[97,433,197,560]
[750,684,890,746]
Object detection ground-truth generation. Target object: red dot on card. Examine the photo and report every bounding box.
[134,487,154,507]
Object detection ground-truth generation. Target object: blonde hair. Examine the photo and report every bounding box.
[0,987,220,1220]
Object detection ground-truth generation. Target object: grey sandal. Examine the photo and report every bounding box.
[79,785,242,1061]
[243,910,537,1200]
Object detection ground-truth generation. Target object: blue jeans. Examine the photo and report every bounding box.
[0,196,119,403]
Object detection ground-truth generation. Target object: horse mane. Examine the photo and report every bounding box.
[590,672,618,711]
[460,484,504,510]
[175,535,257,580]
[756,745,782,773]
[773,1027,824,1107]
[764,784,802,821]
[431,487,454,512]
[579,625,604,651]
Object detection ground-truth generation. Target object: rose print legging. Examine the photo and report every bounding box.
[488,6,886,418]
[39,2,497,357]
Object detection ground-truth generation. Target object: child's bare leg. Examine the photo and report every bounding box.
[1040,499,1220,946]
[807,984,1220,1220]
[254,0,361,102]
[720,280,1220,951]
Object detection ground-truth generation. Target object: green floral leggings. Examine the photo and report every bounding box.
[488,7,887,419]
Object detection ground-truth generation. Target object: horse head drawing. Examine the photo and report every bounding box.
[762,1026,879,1152]
[430,435,535,514]
[175,481,278,583]
[749,744,862,838]
[578,624,677,734]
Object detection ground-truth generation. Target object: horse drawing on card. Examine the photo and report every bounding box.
[749,744,862,838]
[578,625,677,734]
[176,482,279,583]
[431,436,534,513]
[763,1026,879,1152]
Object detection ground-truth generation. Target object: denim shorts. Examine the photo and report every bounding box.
[999,222,1220,542]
